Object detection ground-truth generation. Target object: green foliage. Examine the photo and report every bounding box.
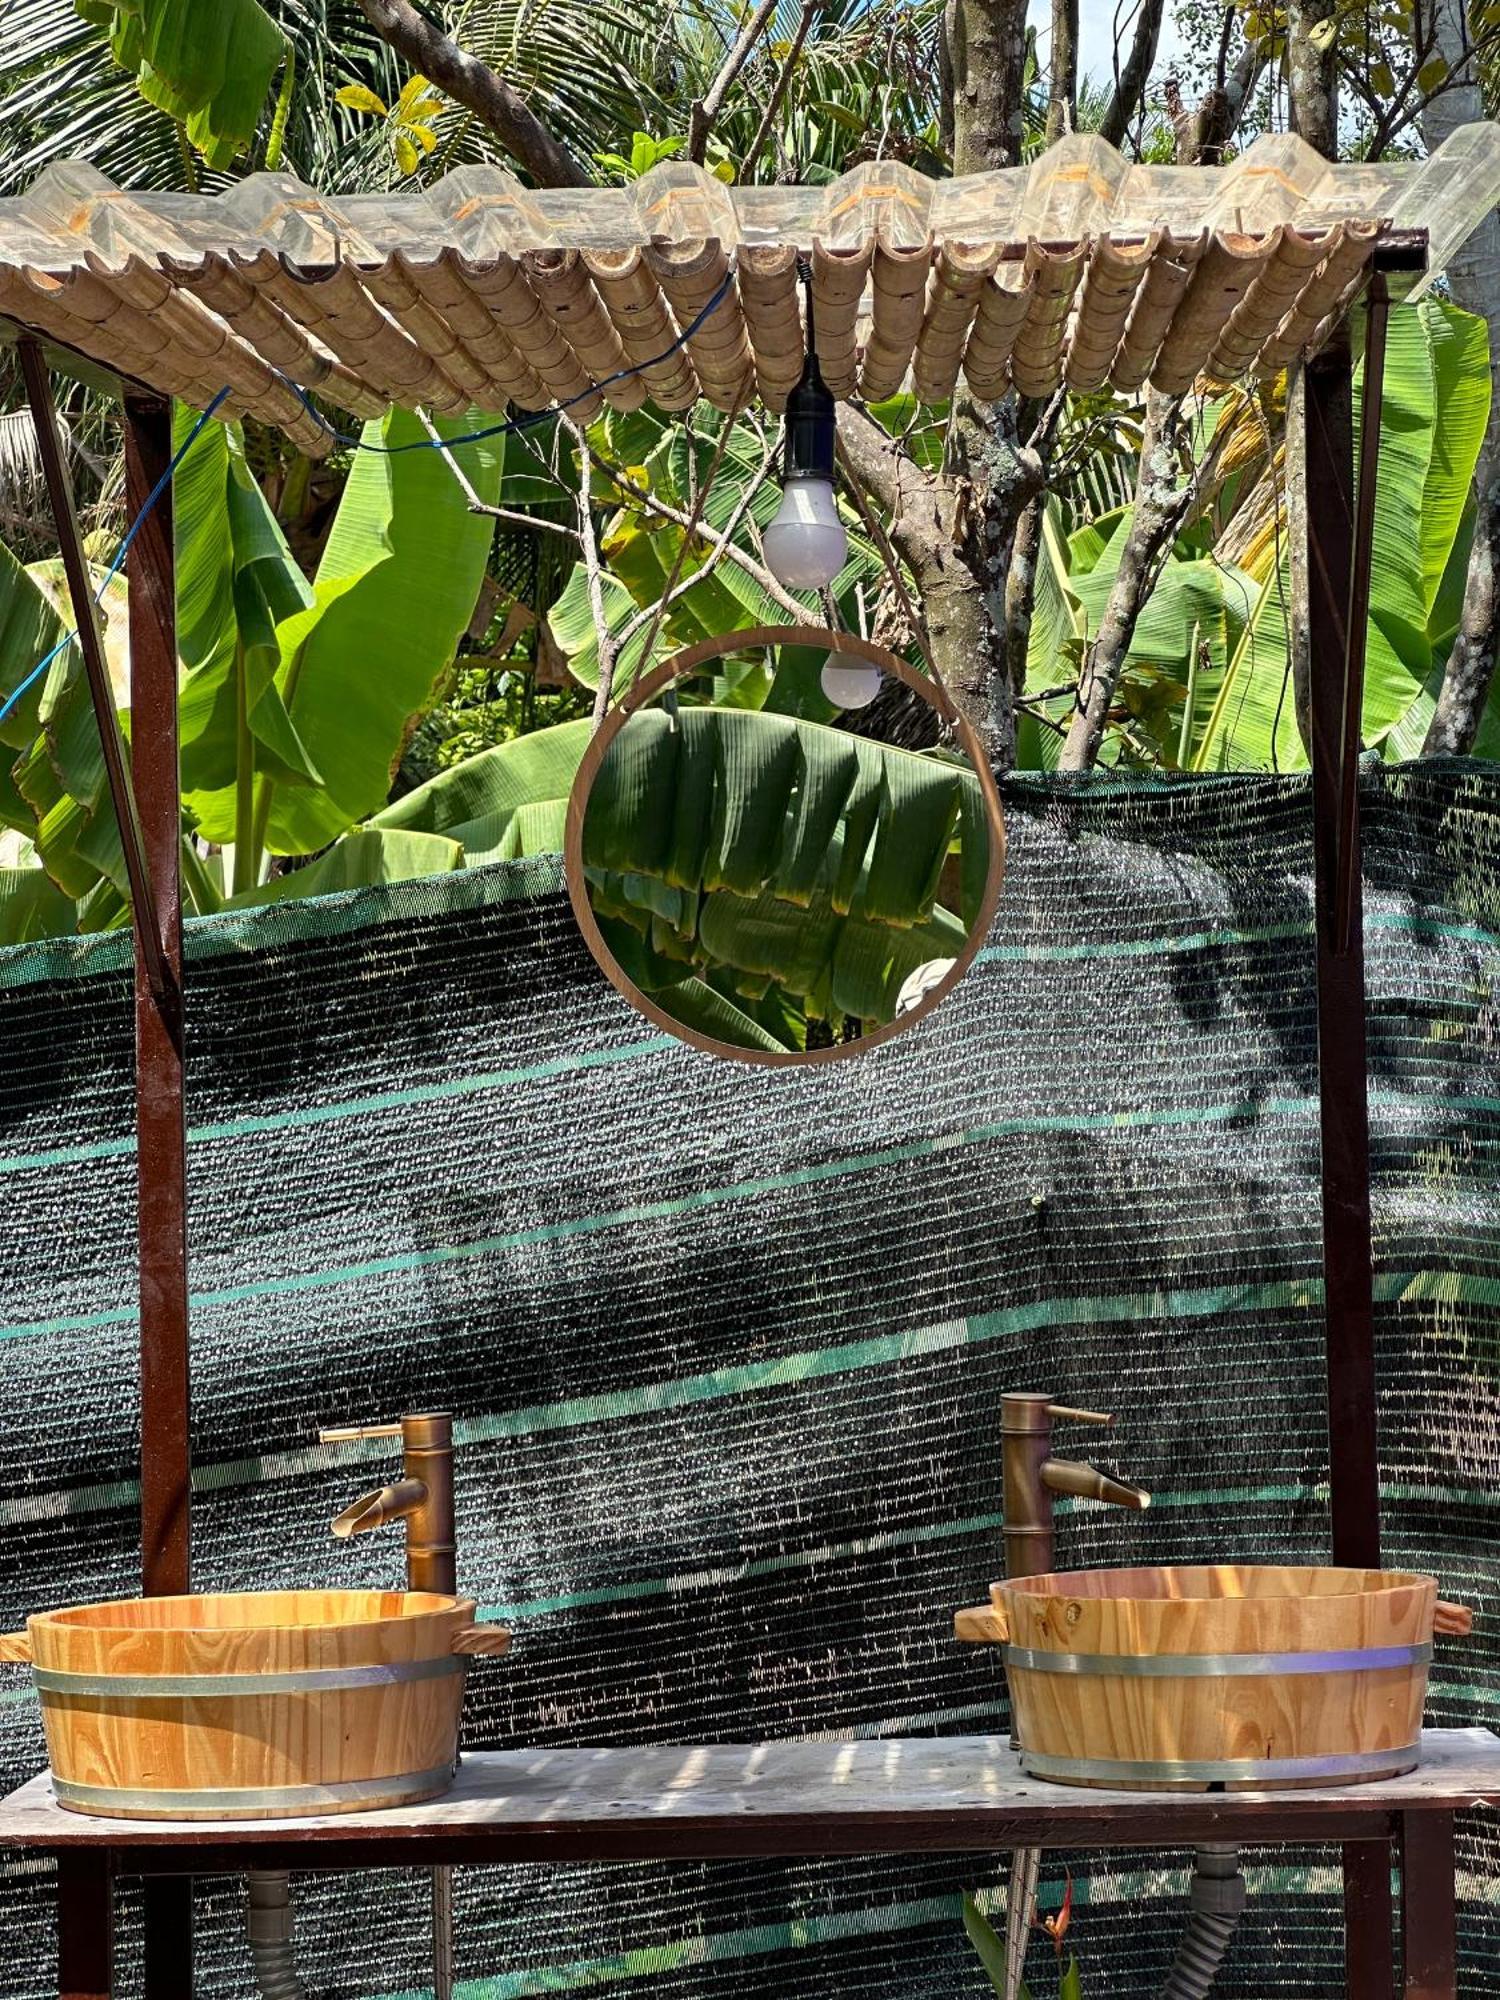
[73,0,289,167]
[962,1889,1082,2000]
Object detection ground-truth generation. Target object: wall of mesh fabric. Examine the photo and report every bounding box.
[0,763,1495,1999]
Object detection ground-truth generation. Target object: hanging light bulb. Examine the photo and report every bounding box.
[820,650,882,709]
[763,347,848,590]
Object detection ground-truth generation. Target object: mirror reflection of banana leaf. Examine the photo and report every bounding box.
[584,706,986,928]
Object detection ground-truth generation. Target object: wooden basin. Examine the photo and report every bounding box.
[0,1589,508,1820]
[960,1564,1466,1791]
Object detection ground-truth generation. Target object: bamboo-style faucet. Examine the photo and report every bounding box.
[1001,1393,1151,1581]
[319,1411,458,1596]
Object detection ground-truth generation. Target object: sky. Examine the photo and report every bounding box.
[1026,0,1189,88]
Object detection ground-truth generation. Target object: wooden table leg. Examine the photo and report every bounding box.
[143,1877,194,1998]
[1343,1838,1395,2000]
[58,1851,113,2000]
[1400,1812,1458,1999]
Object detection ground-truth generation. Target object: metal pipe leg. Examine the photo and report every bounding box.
[1004,1846,1041,1999]
[433,1865,454,2000]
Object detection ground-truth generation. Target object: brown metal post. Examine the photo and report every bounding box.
[58,1850,114,2000]
[1301,328,1391,1991]
[1399,1813,1458,1998]
[124,391,194,1995]
[15,344,174,1012]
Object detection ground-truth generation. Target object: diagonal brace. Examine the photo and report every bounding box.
[16,340,176,1017]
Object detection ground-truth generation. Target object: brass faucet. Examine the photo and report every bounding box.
[1001,1393,1150,1581]
[318,1411,457,1596]
[317,1411,467,2000]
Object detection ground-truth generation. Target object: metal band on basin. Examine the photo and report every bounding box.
[1003,1642,1431,1678]
[51,1761,459,1819]
[1020,1745,1421,1785]
[33,1655,466,1698]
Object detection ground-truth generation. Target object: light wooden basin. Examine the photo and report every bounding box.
[0,1589,509,1820]
[958,1564,1472,1792]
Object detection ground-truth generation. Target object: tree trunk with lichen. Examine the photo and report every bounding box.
[1285,0,1339,158]
[1060,391,1231,770]
[838,400,1043,768]
[944,0,1028,173]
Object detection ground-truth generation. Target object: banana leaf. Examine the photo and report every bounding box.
[584,706,980,926]
[372,715,592,860]
[1194,302,1491,771]
[75,0,289,167]
[257,406,504,855]
[174,409,320,805]
[221,827,463,909]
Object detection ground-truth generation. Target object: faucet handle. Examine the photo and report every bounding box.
[1045,1404,1114,1427]
[318,1420,404,1446]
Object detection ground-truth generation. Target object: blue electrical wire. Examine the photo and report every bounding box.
[0,264,734,725]
[0,384,234,732]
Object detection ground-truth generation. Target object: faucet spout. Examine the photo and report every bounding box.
[332,1477,428,1540]
[1040,1458,1151,1510]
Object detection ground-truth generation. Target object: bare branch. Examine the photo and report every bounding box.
[688,0,781,164]
[415,408,581,540]
[1098,0,1165,148]
[743,0,819,180]
[591,452,808,619]
[557,416,619,732]
[614,425,779,677]
[356,0,589,188]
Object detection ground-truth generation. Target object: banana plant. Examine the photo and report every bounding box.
[1191,300,1491,770]
[73,0,292,168]
[376,698,988,1051]
[0,401,503,928]
[1022,304,1492,773]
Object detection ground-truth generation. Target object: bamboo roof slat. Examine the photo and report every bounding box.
[1010,244,1088,400]
[810,240,873,400]
[960,271,1033,403]
[1065,235,1156,393]
[642,240,754,413]
[912,244,998,405]
[2,129,1495,424]
[388,250,551,412]
[1112,233,1207,392]
[858,240,932,403]
[733,245,802,413]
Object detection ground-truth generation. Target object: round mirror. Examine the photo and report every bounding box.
[564,625,1005,1064]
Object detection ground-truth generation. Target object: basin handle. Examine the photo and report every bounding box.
[0,1631,31,1664]
[451,1624,512,1657]
[1045,1404,1114,1427]
[318,1420,405,1445]
[954,1604,1009,1644]
[1435,1599,1474,1637]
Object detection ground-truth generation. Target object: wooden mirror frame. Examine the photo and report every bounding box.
[563,624,1007,1066]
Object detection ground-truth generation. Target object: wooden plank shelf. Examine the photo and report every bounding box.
[2,1728,1496,1871]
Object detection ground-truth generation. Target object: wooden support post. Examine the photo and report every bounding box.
[123,392,193,1995]
[1300,324,1391,1992]
[57,1851,113,2000]
[1399,1812,1458,1998]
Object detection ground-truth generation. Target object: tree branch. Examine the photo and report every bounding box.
[1099,0,1165,148]
[1059,392,1231,770]
[743,0,818,180]
[945,0,1029,173]
[1046,0,1079,141]
[590,452,809,620]
[688,0,781,163]
[356,0,590,188]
